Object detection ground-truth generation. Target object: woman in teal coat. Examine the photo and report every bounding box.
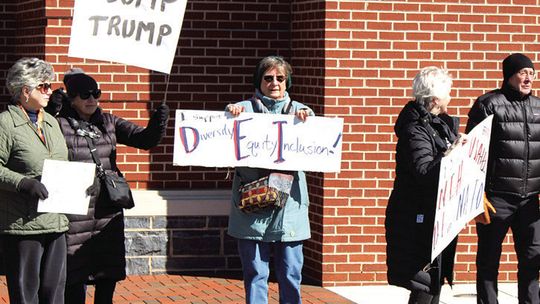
[226,56,313,304]
[0,57,69,304]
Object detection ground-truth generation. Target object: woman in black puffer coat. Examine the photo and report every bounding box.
[50,72,169,304]
[385,67,464,304]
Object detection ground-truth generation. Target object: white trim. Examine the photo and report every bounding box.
[124,190,231,216]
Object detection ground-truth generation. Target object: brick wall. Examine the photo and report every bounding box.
[2,0,536,287]
[322,0,540,286]
[290,0,327,284]
[0,1,44,100]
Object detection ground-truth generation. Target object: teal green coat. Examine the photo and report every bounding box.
[227,91,312,242]
[0,104,69,234]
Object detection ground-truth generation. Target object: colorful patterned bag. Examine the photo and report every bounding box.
[238,173,294,213]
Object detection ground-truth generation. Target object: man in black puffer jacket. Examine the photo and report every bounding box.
[466,53,540,304]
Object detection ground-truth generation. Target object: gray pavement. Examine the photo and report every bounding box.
[328,283,520,304]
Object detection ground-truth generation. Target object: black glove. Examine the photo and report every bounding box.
[44,88,68,116]
[17,177,49,200]
[151,103,170,126]
[85,176,100,197]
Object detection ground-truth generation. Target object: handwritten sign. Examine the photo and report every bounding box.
[431,115,493,261]
[173,110,344,172]
[68,0,188,74]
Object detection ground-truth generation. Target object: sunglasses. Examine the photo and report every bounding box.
[263,75,286,83]
[79,89,102,100]
[35,83,53,93]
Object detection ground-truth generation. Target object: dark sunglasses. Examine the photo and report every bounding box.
[36,83,53,92]
[263,75,286,83]
[79,89,102,100]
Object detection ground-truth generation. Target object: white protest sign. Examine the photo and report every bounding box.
[431,115,493,261]
[38,159,96,215]
[68,0,187,74]
[173,110,344,172]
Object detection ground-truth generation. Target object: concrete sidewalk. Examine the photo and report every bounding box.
[330,283,519,304]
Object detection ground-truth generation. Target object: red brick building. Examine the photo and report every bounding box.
[1,0,537,286]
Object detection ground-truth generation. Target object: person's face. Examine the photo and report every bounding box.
[71,90,101,120]
[22,82,52,111]
[508,67,535,96]
[430,95,451,115]
[260,67,287,100]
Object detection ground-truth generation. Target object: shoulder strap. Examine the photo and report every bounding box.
[282,100,293,115]
[83,135,106,177]
[67,117,105,176]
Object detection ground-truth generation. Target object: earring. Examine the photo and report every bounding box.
[24,96,29,103]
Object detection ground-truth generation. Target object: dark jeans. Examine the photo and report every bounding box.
[2,233,67,304]
[65,280,117,304]
[476,194,540,304]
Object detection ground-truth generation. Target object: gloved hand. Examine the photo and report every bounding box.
[151,103,170,126]
[17,177,49,200]
[44,88,68,116]
[85,177,100,197]
[475,193,496,225]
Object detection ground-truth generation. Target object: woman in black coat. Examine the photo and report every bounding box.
[50,72,169,304]
[385,66,465,304]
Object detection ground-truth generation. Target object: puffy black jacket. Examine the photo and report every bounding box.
[466,84,540,198]
[385,101,458,294]
[57,105,167,285]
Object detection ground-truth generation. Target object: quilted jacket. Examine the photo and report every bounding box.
[466,84,540,198]
[0,104,69,234]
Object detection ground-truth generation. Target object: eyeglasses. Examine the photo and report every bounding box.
[79,89,102,100]
[263,75,286,83]
[35,83,52,93]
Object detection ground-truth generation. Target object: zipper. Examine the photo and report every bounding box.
[521,99,530,197]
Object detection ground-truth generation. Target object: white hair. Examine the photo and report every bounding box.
[412,66,452,109]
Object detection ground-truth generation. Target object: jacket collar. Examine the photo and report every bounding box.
[8,104,56,128]
[501,82,530,101]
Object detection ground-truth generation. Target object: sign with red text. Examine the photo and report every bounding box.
[173,110,344,172]
[431,115,493,261]
[68,0,187,74]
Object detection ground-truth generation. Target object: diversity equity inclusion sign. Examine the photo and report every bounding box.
[173,110,344,173]
[431,115,493,261]
[68,0,187,74]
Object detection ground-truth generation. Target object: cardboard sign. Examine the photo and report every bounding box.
[431,115,493,261]
[173,110,344,172]
[68,0,187,74]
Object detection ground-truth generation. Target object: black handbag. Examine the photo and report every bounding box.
[99,169,134,209]
[73,118,134,209]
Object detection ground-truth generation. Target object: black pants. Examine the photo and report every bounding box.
[65,280,117,304]
[2,233,67,304]
[476,194,540,304]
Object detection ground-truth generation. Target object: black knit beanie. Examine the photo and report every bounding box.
[65,73,98,98]
[502,53,535,82]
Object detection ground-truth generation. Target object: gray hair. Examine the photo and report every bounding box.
[412,66,452,109]
[253,55,292,90]
[6,57,55,102]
